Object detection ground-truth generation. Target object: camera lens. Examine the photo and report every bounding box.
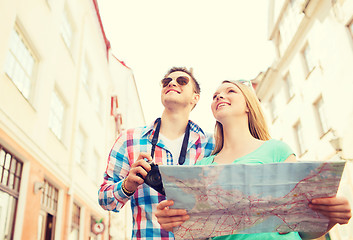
[146,168,162,187]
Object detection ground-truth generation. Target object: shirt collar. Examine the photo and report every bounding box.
[141,118,206,140]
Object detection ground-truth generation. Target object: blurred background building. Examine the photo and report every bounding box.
[1,0,353,240]
[0,0,144,239]
[256,0,353,239]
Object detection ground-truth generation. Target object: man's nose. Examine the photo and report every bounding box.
[168,79,177,87]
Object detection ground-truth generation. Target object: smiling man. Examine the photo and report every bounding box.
[98,67,214,240]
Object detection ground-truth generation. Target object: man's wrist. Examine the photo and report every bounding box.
[122,178,135,196]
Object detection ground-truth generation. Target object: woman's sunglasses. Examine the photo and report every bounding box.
[161,76,190,88]
[234,79,255,92]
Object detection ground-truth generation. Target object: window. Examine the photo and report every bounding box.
[284,72,294,101]
[275,30,282,57]
[348,19,353,38]
[0,145,23,240]
[293,121,306,156]
[313,97,329,137]
[37,180,58,240]
[270,96,278,122]
[4,28,36,99]
[46,0,53,8]
[70,203,80,240]
[49,90,65,140]
[90,151,99,181]
[93,89,102,115]
[302,44,315,74]
[74,128,85,166]
[61,8,74,49]
[278,1,304,51]
[81,59,91,90]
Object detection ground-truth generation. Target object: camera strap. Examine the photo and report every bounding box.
[151,118,190,165]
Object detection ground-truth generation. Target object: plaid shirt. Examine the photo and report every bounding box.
[98,118,214,239]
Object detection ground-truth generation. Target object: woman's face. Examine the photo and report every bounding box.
[211,82,248,122]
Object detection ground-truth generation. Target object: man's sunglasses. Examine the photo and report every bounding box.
[161,76,190,88]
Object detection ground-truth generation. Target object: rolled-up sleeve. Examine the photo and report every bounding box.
[98,131,132,212]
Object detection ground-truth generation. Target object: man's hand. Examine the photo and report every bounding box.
[155,200,189,232]
[124,152,153,193]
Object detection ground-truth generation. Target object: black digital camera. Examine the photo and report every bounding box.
[137,161,165,195]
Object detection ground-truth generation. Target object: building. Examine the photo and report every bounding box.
[0,0,144,239]
[256,0,353,239]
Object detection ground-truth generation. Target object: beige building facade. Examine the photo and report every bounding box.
[256,0,353,239]
[0,0,144,239]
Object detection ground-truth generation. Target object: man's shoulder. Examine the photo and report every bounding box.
[119,125,151,139]
[189,120,209,137]
[188,121,214,147]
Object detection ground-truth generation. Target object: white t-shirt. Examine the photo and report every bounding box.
[159,133,185,165]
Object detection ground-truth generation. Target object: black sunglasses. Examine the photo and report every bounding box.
[161,76,190,88]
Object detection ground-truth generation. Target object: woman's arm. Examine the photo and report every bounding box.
[284,154,351,239]
[299,196,351,239]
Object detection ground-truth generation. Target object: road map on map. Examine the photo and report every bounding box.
[159,161,346,240]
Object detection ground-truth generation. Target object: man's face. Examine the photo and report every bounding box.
[161,71,199,110]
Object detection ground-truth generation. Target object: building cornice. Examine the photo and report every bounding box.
[92,0,111,60]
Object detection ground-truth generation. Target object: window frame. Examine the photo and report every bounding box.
[283,72,294,102]
[347,18,353,39]
[0,144,23,240]
[74,127,86,166]
[313,96,330,138]
[81,57,91,93]
[60,6,75,51]
[4,27,37,100]
[70,202,81,240]
[49,89,66,141]
[301,43,315,76]
[293,120,307,156]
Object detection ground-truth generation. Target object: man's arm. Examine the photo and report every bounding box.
[98,131,153,212]
[98,134,132,212]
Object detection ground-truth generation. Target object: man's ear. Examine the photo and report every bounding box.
[190,93,200,110]
[192,93,200,105]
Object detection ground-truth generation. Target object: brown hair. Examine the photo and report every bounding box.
[212,80,271,155]
[164,67,200,94]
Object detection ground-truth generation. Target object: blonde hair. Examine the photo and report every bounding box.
[212,80,271,155]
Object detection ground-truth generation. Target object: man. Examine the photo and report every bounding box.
[98,67,214,239]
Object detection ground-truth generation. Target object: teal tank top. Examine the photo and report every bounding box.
[195,139,302,240]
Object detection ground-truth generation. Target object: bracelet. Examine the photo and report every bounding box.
[122,178,135,196]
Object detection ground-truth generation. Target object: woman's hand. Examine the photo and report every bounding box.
[155,200,190,232]
[309,196,351,231]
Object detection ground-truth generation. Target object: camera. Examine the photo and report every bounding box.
[137,161,165,195]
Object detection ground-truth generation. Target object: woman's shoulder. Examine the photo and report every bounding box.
[266,139,295,162]
[264,139,291,149]
[196,155,216,165]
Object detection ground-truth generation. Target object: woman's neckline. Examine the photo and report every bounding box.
[213,139,272,165]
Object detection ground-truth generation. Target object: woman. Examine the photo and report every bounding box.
[155,80,351,239]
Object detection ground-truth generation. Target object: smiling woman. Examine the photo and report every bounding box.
[155,79,352,239]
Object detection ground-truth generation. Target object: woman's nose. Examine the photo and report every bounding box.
[216,94,224,100]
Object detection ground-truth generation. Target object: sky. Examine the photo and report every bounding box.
[97,0,275,133]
